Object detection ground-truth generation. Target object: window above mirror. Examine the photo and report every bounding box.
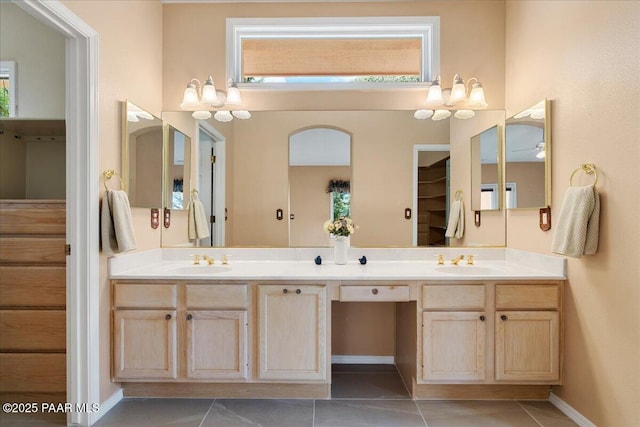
[227,17,440,89]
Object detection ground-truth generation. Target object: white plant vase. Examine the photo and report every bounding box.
[333,236,349,265]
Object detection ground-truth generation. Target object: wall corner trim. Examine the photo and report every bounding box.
[93,388,123,424]
[549,392,597,427]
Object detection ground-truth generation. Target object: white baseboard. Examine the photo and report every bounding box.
[549,392,597,427]
[91,388,123,425]
[331,355,395,364]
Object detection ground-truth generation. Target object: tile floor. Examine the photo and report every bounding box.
[0,365,578,427]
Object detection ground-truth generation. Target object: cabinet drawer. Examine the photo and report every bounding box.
[114,284,177,309]
[422,285,485,310]
[340,285,410,302]
[496,285,559,310]
[185,284,248,309]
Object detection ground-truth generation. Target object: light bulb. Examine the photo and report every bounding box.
[214,111,233,122]
[454,110,475,120]
[468,82,488,108]
[424,75,443,106]
[432,109,452,121]
[226,82,242,106]
[536,150,546,159]
[200,76,219,105]
[414,110,434,120]
[232,110,251,120]
[180,82,200,109]
[448,74,466,105]
[192,110,212,120]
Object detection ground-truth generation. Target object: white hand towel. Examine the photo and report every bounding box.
[100,190,137,255]
[445,199,465,239]
[551,185,600,258]
[188,195,210,240]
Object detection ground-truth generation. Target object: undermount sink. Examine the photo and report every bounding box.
[434,265,502,275]
[170,265,232,275]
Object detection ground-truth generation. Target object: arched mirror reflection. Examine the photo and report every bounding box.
[505,99,550,209]
[288,127,352,247]
[122,101,163,208]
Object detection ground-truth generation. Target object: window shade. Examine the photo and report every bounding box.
[242,38,422,77]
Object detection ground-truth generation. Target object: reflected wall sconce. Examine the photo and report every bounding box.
[414,74,488,121]
[179,76,251,122]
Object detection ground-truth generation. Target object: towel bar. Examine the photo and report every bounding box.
[569,163,598,186]
[103,169,125,191]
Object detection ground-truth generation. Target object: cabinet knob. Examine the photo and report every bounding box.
[372,288,379,295]
[165,314,172,320]
[296,289,301,294]
[501,315,508,321]
[186,314,193,320]
[283,289,288,294]
[479,315,486,321]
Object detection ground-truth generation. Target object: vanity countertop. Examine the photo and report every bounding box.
[109,248,566,281]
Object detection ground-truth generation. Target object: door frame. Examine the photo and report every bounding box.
[197,121,226,246]
[14,1,100,425]
[412,144,450,246]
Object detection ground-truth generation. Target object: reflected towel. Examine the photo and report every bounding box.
[445,199,465,239]
[188,195,210,240]
[100,190,137,255]
[551,185,600,258]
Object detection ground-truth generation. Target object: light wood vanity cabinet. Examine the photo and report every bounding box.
[112,282,248,382]
[421,282,562,385]
[257,284,327,381]
[112,284,178,380]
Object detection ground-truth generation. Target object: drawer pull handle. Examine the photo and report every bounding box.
[372,288,379,295]
[479,315,486,321]
[501,315,508,321]
[165,314,172,320]
[283,289,288,294]
[186,314,193,320]
[296,289,301,294]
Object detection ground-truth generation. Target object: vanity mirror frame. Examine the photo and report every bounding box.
[504,99,551,210]
[470,124,503,212]
[121,100,164,209]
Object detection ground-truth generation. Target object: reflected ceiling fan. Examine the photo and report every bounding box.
[512,141,546,159]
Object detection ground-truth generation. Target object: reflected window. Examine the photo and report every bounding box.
[480,184,498,210]
[505,182,517,209]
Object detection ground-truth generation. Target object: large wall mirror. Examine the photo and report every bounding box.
[470,125,501,211]
[122,101,163,208]
[158,109,506,248]
[505,99,550,209]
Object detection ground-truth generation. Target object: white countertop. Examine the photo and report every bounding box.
[109,248,566,281]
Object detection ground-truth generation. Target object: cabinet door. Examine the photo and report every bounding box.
[186,310,248,380]
[422,312,486,381]
[113,310,177,380]
[257,285,327,381]
[495,311,560,382]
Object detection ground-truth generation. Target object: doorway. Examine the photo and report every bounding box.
[197,122,226,247]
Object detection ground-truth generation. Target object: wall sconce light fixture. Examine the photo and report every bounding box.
[180,76,251,122]
[414,74,488,121]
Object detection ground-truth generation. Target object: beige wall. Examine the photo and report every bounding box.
[61,0,164,402]
[162,1,505,112]
[25,140,66,198]
[506,1,640,425]
[505,162,544,208]
[0,2,65,119]
[332,302,395,356]
[289,166,351,247]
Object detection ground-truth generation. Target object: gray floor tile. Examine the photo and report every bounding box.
[417,400,541,427]
[201,399,313,427]
[0,411,66,426]
[92,398,212,427]
[332,372,410,399]
[518,401,578,427]
[315,400,426,427]
[332,364,398,373]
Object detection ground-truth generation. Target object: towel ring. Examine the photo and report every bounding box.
[103,169,125,191]
[454,190,463,201]
[190,188,199,199]
[569,163,598,187]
